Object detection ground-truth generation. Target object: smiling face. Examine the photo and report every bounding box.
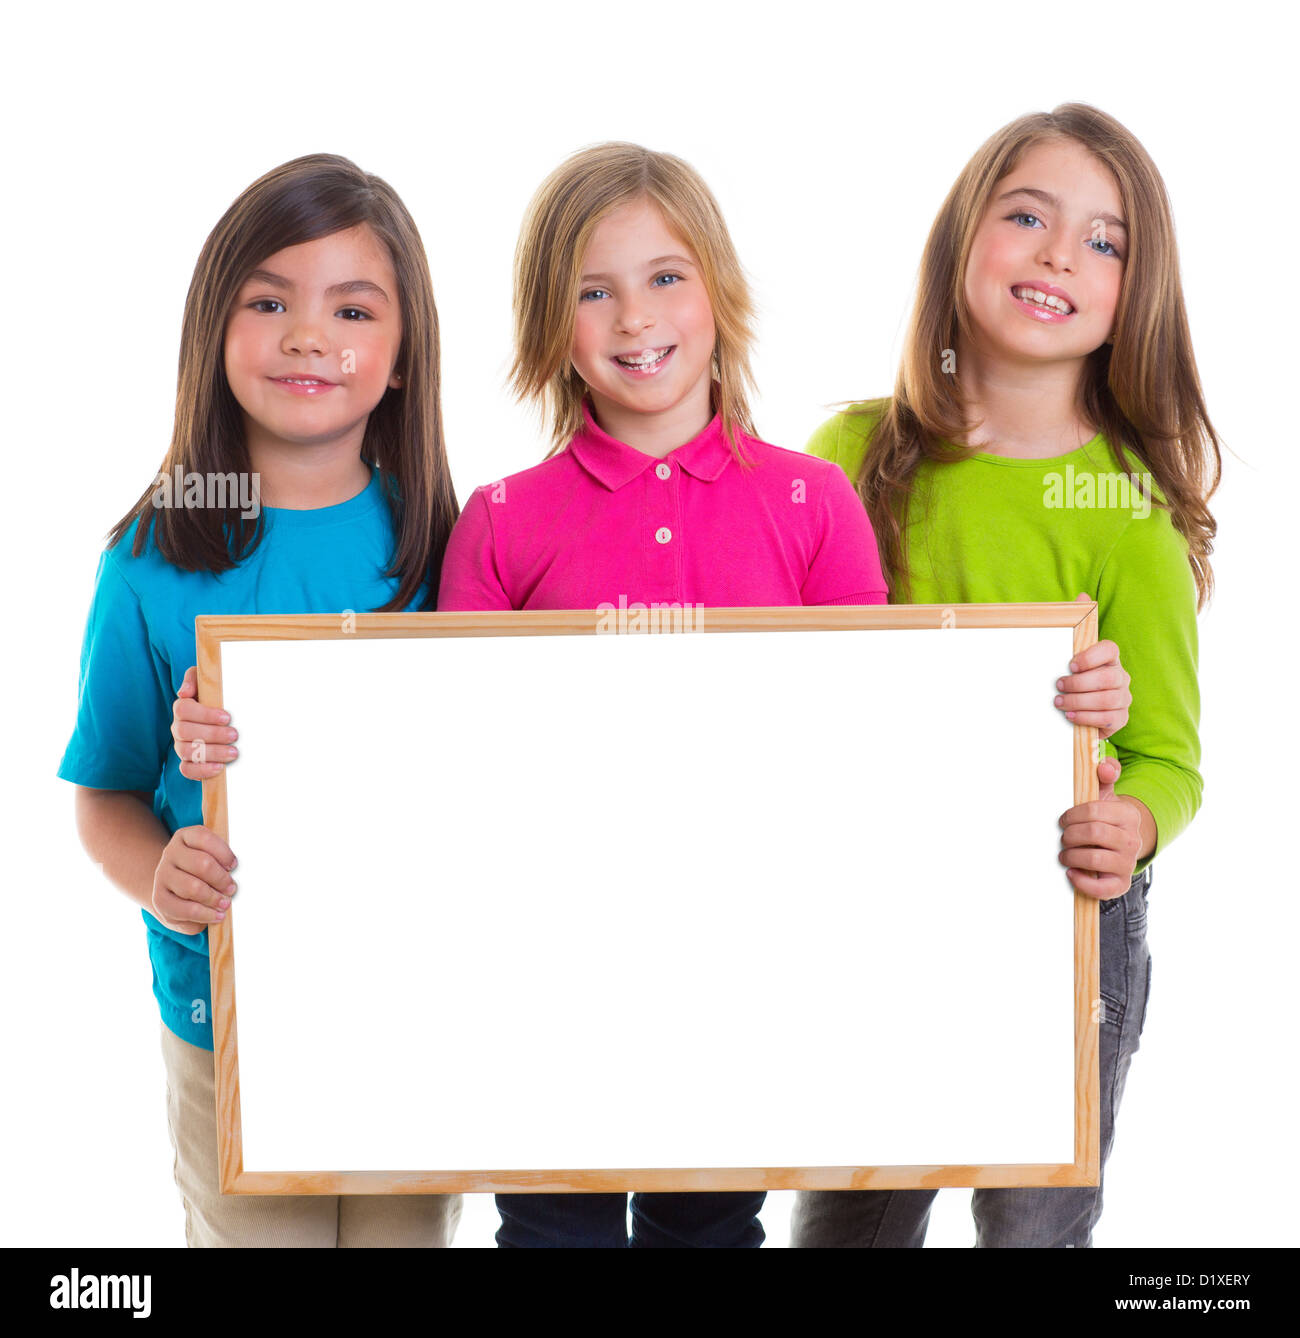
[571,198,717,447]
[223,224,402,457]
[962,138,1126,368]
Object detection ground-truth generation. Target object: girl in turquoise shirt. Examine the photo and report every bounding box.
[58,154,461,1247]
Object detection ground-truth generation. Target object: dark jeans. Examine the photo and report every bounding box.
[495,1191,766,1248]
[792,866,1154,1248]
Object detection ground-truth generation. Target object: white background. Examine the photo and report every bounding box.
[4,0,1295,1248]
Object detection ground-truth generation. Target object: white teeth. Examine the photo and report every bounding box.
[1012,286,1074,314]
[616,347,670,367]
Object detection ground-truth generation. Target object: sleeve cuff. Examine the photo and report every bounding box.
[812,591,890,607]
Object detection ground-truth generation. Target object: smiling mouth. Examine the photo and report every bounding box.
[613,346,674,373]
[270,375,338,395]
[1010,285,1075,315]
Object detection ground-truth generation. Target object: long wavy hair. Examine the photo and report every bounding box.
[855,103,1220,607]
[107,153,458,610]
[510,142,758,459]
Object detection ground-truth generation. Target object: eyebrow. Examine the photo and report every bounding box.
[243,269,392,302]
[580,254,697,282]
[996,187,1127,233]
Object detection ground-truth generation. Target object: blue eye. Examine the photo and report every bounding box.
[580,288,609,302]
[250,298,285,314]
[1088,237,1120,258]
[1010,212,1044,229]
[652,273,682,288]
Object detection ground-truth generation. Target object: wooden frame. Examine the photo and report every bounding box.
[198,602,1099,1195]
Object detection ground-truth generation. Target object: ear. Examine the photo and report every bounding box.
[388,367,403,390]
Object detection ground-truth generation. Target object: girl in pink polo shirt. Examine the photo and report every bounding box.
[438,142,884,1248]
[438,151,885,615]
[437,142,1129,1249]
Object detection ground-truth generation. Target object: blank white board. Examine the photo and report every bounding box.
[204,608,1094,1190]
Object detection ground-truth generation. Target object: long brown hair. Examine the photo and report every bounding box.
[107,153,458,610]
[856,103,1220,608]
[510,142,758,458]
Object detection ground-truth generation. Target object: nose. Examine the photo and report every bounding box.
[614,298,654,337]
[1035,232,1075,275]
[281,315,328,357]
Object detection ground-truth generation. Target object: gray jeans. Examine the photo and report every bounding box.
[791,867,1153,1248]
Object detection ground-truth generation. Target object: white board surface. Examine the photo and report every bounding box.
[219,624,1077,1173]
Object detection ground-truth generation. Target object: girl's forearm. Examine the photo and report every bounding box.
[74,787,169,911]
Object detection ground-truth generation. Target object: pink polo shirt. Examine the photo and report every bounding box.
[437,405,888,611]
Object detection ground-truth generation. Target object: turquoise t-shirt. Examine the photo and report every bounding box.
[58,465,427,1050]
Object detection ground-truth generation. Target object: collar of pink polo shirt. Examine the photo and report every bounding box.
[569,400,736,491]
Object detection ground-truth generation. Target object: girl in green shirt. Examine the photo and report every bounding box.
[793,103,1219,1249]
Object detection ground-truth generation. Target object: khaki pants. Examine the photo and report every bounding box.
[161,1025,461,1247]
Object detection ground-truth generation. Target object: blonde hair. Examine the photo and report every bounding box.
[510,142,758,458]
[855,103,1220,607]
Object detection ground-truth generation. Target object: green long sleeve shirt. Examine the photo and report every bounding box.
[808,400,1203,861]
